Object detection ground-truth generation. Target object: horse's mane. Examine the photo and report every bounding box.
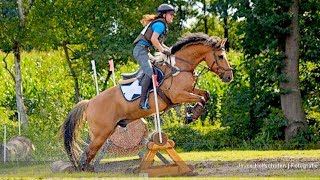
[171,32,221,54]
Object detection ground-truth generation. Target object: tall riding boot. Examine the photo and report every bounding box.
[139,76,152,110]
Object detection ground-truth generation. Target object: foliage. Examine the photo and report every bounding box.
[0,50,75,159]
[0,0,20,53]
[162,108,229,151]
[0,107,15,126]
[0,1,319,162]
[251,108,287,148]
[299,0,320,127]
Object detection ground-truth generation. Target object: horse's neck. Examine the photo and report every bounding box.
[174,45,210,70]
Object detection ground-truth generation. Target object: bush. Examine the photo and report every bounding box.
[251,108,287,147]
[286,110,320,149]
[161,108,231,151]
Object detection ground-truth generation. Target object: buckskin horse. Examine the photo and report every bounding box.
[61,32,233,171]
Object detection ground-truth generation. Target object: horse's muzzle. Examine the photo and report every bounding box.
[220,72,233,82]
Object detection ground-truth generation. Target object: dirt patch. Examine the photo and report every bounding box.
[193,158,320,177]
[96,157,320,177]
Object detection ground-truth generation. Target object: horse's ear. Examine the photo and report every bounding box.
[215,39,222,48]
[221,38,227,47]
[215,38,227,48]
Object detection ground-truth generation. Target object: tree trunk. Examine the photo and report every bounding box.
[280,0,306,142]
[223,15,229,51]
[17,0,25,26]
[223,5,230,52]
[13,42,28,129]
[62,41,81,102]
[202,0,208,34]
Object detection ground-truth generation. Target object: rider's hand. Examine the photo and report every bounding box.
[162,50,171,56]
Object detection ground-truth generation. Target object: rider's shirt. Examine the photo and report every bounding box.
[138,22,165,47]
[133,18,168,48]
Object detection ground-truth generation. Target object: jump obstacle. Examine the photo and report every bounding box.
[137,75,193,177]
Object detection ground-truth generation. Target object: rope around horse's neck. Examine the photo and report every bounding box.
[174,56,212,72]
[192,66,211,91]
[159,55,211,91]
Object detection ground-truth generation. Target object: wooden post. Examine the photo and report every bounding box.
[152,74,162,144]
[91,60,99,95]
[109,59,116,87]
[18,112,21,136]
[3,125,6,163]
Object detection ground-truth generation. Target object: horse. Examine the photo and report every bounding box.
[61,32,233,171]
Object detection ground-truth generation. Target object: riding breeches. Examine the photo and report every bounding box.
[133,45,153,79]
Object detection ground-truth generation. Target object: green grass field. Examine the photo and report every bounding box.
[1,150,320,179]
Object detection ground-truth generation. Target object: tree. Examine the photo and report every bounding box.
[0,0,33,129]
[28,0,92,102]
[210,0,237,51]
[281,0,306,141]
[235,0,306,141]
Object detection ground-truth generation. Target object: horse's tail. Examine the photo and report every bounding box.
[61,100,89,170]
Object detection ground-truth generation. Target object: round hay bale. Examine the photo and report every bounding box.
[107,119,148,155]
[50,160,75,173]
[0,136,34,161]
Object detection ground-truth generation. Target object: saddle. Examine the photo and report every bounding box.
[119,68,144,85]
[119,54,163,84]
[119,66,165,102]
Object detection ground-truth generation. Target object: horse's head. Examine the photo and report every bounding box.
[205,38,233,82]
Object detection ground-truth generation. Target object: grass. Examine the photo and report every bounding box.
[0,149,319,178]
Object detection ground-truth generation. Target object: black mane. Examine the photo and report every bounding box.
[171,32,221,54]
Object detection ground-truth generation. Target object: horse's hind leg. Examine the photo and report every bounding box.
[79,134,91,170]
[80,131,114,171]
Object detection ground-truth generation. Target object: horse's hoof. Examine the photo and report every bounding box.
[200,97,206,106]
[184,116,193,124]
[191,102,204,120]
[186,104,193,114]
[87,165,94,172]
[81,164,94,172]
[117,120,127,128]
[205,91,210,101]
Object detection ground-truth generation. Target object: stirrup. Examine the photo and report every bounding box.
[139,99,150,110]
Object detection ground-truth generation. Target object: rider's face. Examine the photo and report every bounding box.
[165,12,175,23]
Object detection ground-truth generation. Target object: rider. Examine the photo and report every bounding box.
[133,3,175,110]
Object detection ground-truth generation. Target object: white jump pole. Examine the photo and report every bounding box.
[152,74,162,144]
[109,59,116,87]
[91,60,99,95]
[18,112,21,136]
[153,115,158,132]
[4,125,6,163]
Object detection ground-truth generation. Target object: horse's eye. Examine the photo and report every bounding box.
[218,55,223,59]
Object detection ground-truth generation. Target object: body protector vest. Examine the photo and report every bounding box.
[133,18,168,46]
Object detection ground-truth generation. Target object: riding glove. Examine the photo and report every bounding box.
[162,50,171,56]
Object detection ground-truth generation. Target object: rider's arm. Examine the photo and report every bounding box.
[151,33,165,53]
[151,22,168,53]
[161,43,170,50]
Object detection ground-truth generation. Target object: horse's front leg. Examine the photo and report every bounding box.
[171,91,206,105]
[193,88,210,102]
[171,91,207,124]
[175,89,210,124]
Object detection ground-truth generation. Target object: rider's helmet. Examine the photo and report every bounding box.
[157,4,175,14]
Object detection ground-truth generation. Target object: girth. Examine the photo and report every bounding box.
[156,87,174,109]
